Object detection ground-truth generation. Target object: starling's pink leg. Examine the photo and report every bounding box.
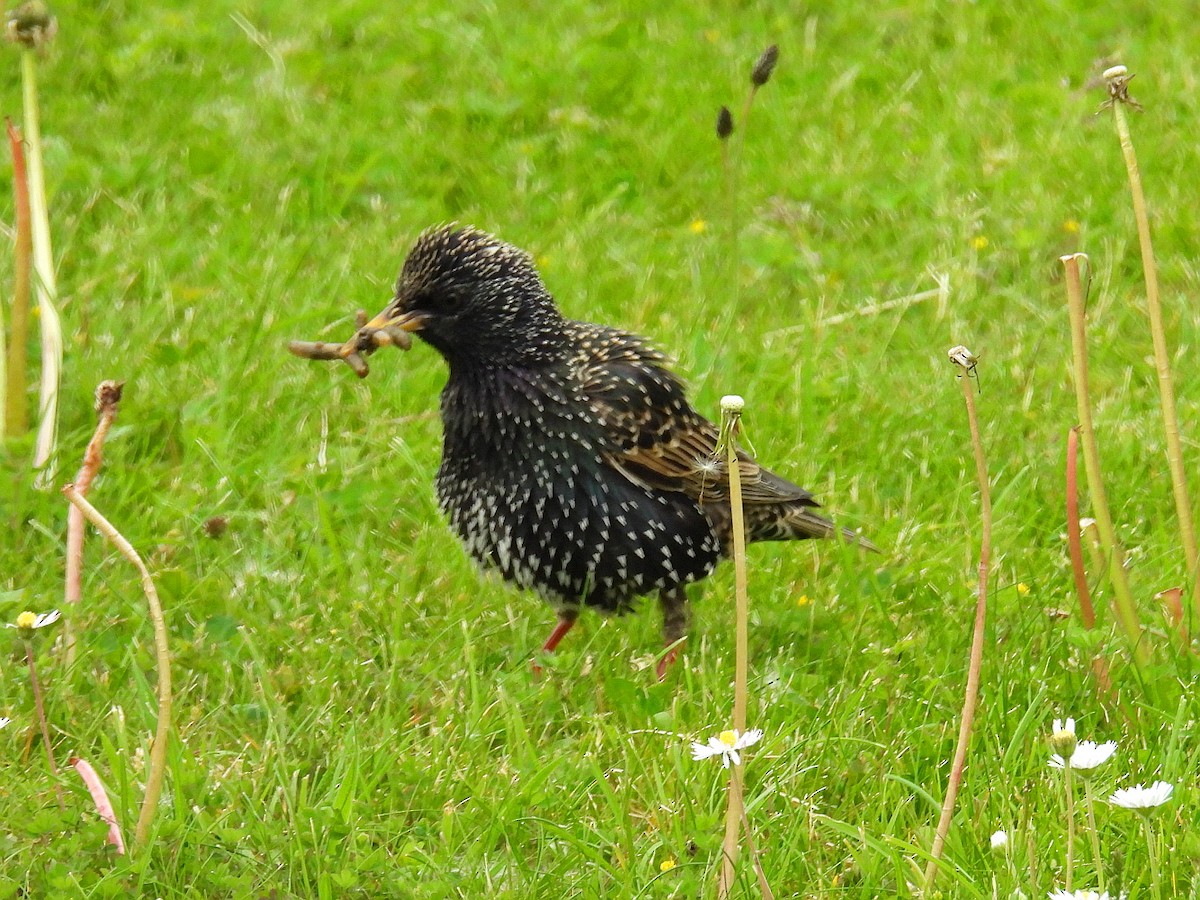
[532,609,578,675]
[656,587,691,681]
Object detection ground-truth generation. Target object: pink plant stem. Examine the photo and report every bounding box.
[64,381,123,664]
[69,756,126,854]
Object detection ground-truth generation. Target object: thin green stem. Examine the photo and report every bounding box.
[1143,815,1161,900]
[21,48,62,482]
[735,765,775,900]
[721,131,738,317]
[1082,777,1105,892]
[1061,253,1147,665]
[24,638,65,809]
[1108,86,1198,617]
[1064,763,1076,891]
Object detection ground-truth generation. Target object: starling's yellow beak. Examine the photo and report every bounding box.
[366,309,429,332]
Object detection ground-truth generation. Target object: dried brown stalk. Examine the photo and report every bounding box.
[62,484,171,851]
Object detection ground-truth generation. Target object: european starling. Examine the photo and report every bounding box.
[362,225,875,678]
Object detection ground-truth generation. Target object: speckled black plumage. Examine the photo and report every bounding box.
[375,225,873,665]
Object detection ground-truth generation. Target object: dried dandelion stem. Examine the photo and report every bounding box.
[1061,253,1146,664]
[1065,427,1096,629]
[63,380,123,664]
[924,347,991,891]
[4,118,32,435]
[62,484,171,850]
[1103,65,1199,616]
[717,395,749,900]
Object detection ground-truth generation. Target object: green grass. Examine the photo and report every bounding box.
[3,1,1199,896]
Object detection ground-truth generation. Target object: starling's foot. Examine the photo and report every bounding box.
[655,639,685,682]
[531,612,578,677]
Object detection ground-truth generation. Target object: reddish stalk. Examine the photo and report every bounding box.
[1066,427,1116,695]
[62,381,123,664]
[5,118,32,435]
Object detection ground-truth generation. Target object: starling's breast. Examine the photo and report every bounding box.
[433,366,721,610]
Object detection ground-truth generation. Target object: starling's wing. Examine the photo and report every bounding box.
[573,326,817,507]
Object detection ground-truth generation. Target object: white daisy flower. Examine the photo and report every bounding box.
[1048,890,1112,900]
[1050,740,1116,770]
[690,728,763,768]
[7,609,61,632]
[990,829,1008,849]
[0,717,10,728]
[1109,781,1173,810]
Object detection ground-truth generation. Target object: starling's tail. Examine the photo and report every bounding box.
[749,505,880,553]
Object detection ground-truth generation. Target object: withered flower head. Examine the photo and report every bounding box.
[716,105,734,140]
[751,44,779,87]
[6,2,57,49]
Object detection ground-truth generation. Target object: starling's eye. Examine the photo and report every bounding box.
[431,288,466,314]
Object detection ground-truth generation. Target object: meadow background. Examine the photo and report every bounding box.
[2,1,1199,896]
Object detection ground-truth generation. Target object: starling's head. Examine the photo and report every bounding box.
[371,225,567,369]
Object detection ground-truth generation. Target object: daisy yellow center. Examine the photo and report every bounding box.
[16,611,36,629]
[719,730,738,747]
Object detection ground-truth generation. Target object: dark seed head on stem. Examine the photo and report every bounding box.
[94,380,124,414]
[751,44,779,87]
[716,105,734,139]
